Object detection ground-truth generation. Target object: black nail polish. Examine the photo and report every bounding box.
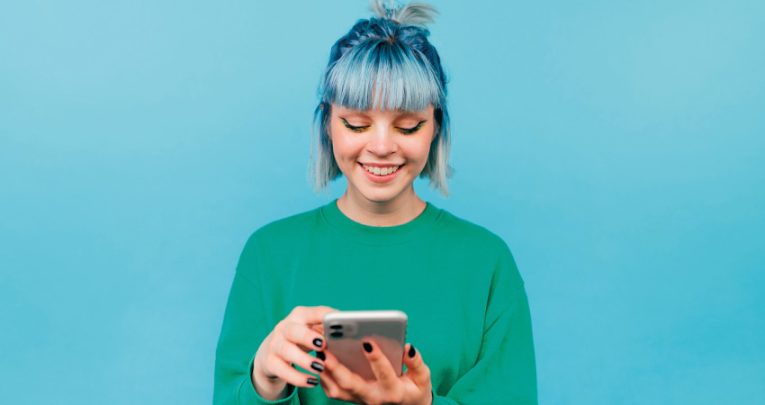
[316,351,326,361]
[313,338,323,348]
[408,344,416,358]
[311,361,325,372]
[363,342,373,353]
[307,377,318,386]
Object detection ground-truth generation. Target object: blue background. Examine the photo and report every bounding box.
[1,0,763,403]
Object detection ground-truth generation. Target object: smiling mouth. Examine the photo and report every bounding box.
[358,162,403,176]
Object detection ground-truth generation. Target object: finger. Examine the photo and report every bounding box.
[265,356,321,388]
[280,320,327,352]
[403,343,431,387]
[316,365,351,401]
[287,305,339,326]
[322,348,368,397]
[271,336,326,377]
[309,323,325,335]
[361,338,398,387]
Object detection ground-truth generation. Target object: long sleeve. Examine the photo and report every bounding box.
[434,245,538,405]
[213,233,300,405]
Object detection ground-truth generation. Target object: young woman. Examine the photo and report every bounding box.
[214,1,537,404]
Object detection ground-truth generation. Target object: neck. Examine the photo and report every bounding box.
[336,186,426,227]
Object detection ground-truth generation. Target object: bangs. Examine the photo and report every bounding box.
[323,39,442,112]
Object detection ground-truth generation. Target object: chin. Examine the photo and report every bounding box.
[359,189,400,203]
[353,182,407,204]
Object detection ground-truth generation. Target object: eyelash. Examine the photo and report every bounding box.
[341,118,425,135]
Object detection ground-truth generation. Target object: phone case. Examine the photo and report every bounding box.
[322,310,408,381]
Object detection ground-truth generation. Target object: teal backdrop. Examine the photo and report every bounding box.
[1,0,763,403]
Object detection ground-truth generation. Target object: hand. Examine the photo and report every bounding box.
[318,339,433,405]
[251,305,338,400]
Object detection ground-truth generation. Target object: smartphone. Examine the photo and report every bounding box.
[322,310,408,381]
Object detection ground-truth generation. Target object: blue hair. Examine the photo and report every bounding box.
[311,0,452,195]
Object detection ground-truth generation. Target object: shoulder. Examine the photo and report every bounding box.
[258,206,323,236]
[244,205,325,251]
[433,206,524,287]
[434,207,512,255]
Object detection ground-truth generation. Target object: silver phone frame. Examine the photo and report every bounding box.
[322,310,408,380]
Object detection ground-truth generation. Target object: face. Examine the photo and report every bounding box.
[329,103,436,205]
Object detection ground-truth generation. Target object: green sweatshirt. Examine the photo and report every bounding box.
[214,199,537,404]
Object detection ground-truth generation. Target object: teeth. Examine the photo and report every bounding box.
[363,164,400,176]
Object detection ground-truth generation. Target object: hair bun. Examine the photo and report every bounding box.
[370,0,438,27]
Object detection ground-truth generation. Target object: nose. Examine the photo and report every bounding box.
[366,125,398,156]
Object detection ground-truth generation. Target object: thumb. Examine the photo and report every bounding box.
[294,305,339,325]
[403,343,431,387]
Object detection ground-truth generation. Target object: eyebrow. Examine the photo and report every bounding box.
[337,110,429,120]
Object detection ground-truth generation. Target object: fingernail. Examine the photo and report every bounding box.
[408,344,416,358]
[313,338,324,348]
[363,342,373,353]
[316,351,326,361]
[311,361,325,372]
[307,377,318,386]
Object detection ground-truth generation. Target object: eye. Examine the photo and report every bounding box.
[397,120,426,135]
[340,118,369,133]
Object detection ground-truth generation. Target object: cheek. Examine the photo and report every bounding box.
[406,134,435,162]
[329,131,362,163]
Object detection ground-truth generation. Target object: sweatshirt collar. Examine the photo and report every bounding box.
[320,198,442,245]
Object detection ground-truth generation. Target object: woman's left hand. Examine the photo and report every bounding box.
[318,340,433,405]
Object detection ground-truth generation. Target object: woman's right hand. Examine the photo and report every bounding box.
[251,305,338,400]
